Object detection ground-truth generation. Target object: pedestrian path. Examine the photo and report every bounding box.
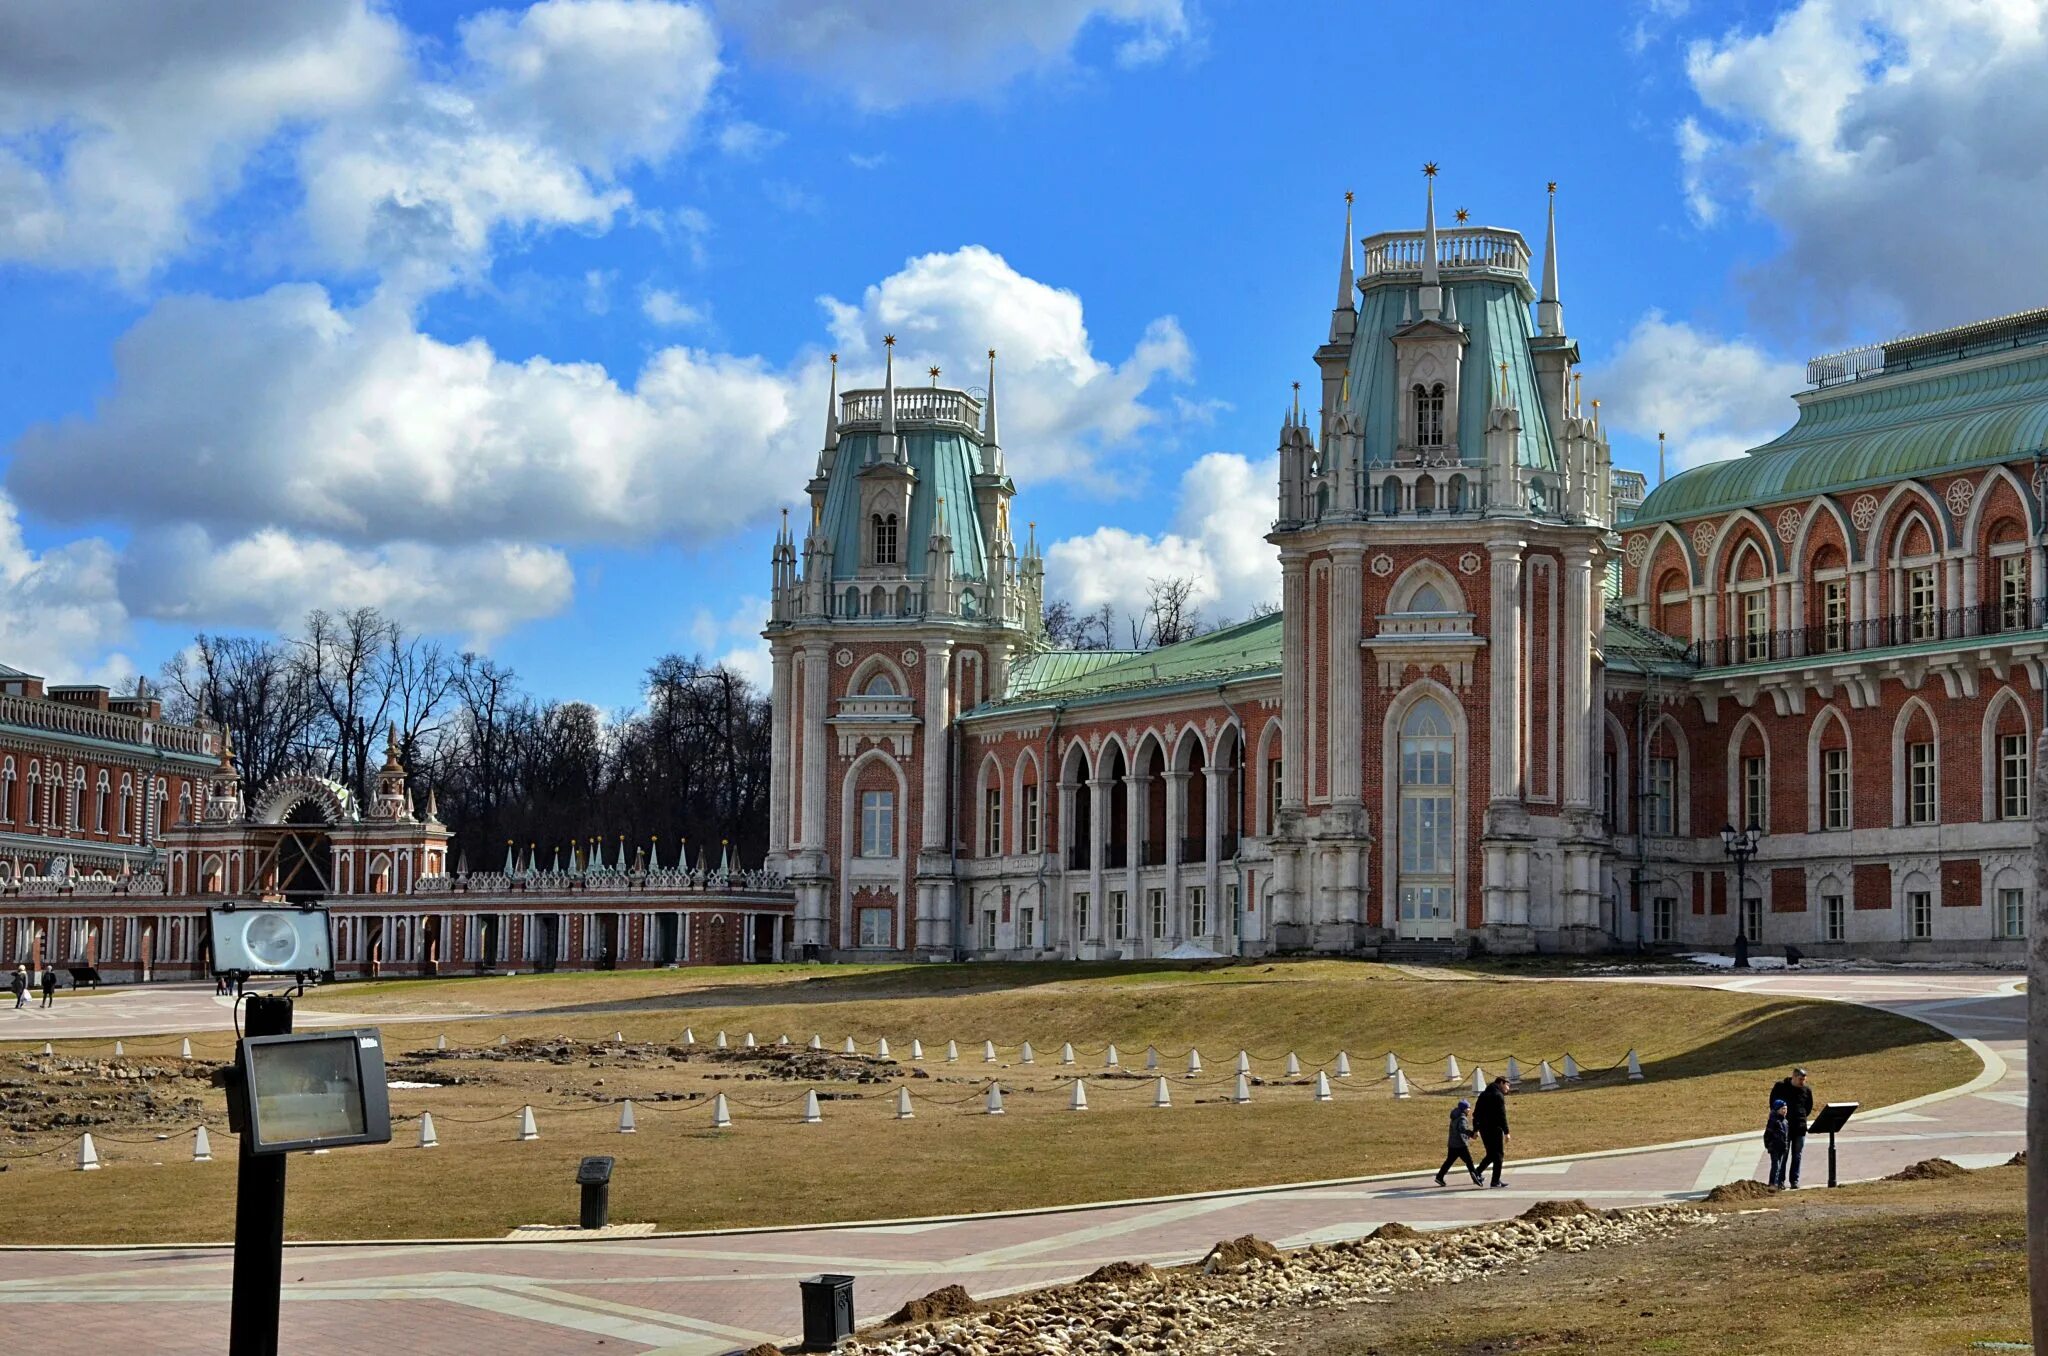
[0,971,2022,1355]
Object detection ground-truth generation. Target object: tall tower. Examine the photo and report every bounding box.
[1268,168,1616,955]
[765,342,1042,958]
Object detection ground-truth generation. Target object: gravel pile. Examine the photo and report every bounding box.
[847,1205,1716,1355]
[3,1056,213,1134]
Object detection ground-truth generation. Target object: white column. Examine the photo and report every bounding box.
[1088,775,1113,947]
[768,647,793,856]
[1561,545,1595,810]
[1164,768,1189,941]
[1489,542,1525,802]
[1204,765,1223,939]
[798,646,829,851]
[1328,546,1364,805]
[919,641,954,851]
[1279,556,1308,809]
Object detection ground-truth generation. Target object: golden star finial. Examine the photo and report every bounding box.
[929,365,941,379]
[1423,161,1439,178]
[1344,189,1354,205]
[1547,180,1558,194]
[988,348,996,359]
[1455,207,1470,224]
[883,333,896,346]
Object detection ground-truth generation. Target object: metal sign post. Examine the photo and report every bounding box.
[229,993,293,1356]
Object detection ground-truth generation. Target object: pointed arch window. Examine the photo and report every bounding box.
[0,757,13,824]
[872,513,899,566]
[1396,699,1456,934]
[1413,383,1445,447]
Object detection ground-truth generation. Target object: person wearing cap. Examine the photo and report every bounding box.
[1763,1098,1793,1188]
[1436,1097,1482,1187]
[1473,1074,1512,1187]
[1769,1067,1815,1187]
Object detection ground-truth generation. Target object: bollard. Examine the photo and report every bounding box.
[181,1039,192,1060]
[1187,1048,1203,1077]
[614,1031,625,1044]
[42,1042,53,1056]
[1232,1073,1252,1105]
[911,1039,924,1061]
[843,1037,857,1055]
[1284,1052,1301,1078]
[877,1037,891,1059]
[1315,1071,1334,1103]
[1235,1050,1251,1077]
[803,1090,823,1125]
[194,1126,214,1161]
[416,1114,436,1150]
[778,1035,790,1047]
[798,1274,856,1351]
[1627,1049,1644,1080]
[1563,1053,1581,1081]
[1386,1052,1399,1078]
[983,1041,998,1064]
[114,1040,124,1058]
[712,1093,733,1129]
[498,1034,509,1046]
[1105,1043,1120,1068]
[1335,1050,1352,1079]
[78,1133,100,1171]
[618,1100,637,1133]
[518,1105,539,1141]
[437,1034,447,1051]
[1506,1056,1521,1086]
[1471,1066,1486,1094]
[895,1087,915,1119]
[1394,1068,1411,1100]
[1538,1061,1558,1091]
[578,1156,614,1230]
[744,1033,757,1049]
[1145,1045,1160,1071]
[1153,1077,1172,1109]
[683,1028,696,1045]
[1020,1042,1036,1065]
[986,1083,1005,1116]
[946,1040,959,1063]
[1447,1054,1461,1083]
[1069,1079,1089,1112]
[809,1034,822,1050]
[1060,1042,1075,1066]
[715,1031,728,1049]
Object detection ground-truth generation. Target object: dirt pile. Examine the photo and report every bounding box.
[887,1285,977,1325]
[2,1056,213,1135]
[1203,1235,1282,1273]
[1704,1179,1778,1204]
[1368,1222,1423,1240]
[2008,1150,2027,1167]
[1081,1261,1157,1284]
[1518,1199,1599,1222]
[1885,1158,1967,1182]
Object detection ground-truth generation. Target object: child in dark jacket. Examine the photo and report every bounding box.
[1764,1099,1792,1188]
[1437,1099,1483,1187]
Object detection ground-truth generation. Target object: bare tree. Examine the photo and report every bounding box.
[1129,576,1204,649]
[159,635,321,794]
[1041,596,1117,650]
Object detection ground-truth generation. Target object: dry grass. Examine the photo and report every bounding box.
[0,961,1977,1245]
[1271,1163,2028,1355]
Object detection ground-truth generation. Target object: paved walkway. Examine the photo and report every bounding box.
[0,980,427,1041]
[0,970,2023,1354]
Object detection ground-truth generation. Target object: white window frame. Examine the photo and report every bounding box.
[983,785,1003,856]
[1020,783,1041,854]
[1742,895,1762,944]
[2000,887,2026,940]
[1907,890,1933,941]
[1824,893,1846,943]
[1819,576,1849,653]
[859,789,896,858]
[1110,890,1128,941]
[982,910,998,949]
[1907,741,1937,825]
[1740,588,1769,662]
[1187,885,1206,938]
[1073,890,1089,938]
[1147,887,1166,940]
[856,906,892,948]
[1651,896,1675,944]
[1647,756,1676,837]
[1741,754,1767,833]
[1822,747,1850,831]
[1906,565,1938,641]
[2000,732,2030,820]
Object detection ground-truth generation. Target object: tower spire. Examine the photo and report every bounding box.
[1419,162,1442,321]
[822,352,840,453]
[1538,180,1564,337]
[880,334,899,462]
[1329,190,1357,343]
[1657,431,1667,486]
[984,348,1000,451]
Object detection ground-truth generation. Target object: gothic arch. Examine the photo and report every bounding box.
[1254,717,1284,836]
[1962,464,2040,545]
[1724,712,1770,830]
[1890,695,1942,827]
[1871,480,1951,561]
[1388,558,1466,614]
[839,746,908,861]
[1602,711,1630,833]
[847,652,909,698]
[1806,705,1853,833]
[248,775,354,826]
[1378,678,1470,932]
[1980,686,2033,821]
[1011,745,1043,855]
[975,751,1006,856]
[1634,522,1699,605]
[1791,495,1862,568]
[1646,712,1692,838]
[1703,506,1785,583]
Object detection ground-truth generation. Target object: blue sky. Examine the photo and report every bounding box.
[3,0,2041,709]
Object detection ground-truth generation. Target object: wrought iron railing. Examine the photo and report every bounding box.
[1687,598,2048,670]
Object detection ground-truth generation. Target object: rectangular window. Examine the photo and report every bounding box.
[1018,908,1034,947]
[1266,755,1283,832]
[1188,885,1207,938]
[1741,755,1767,833]
[1021,784,1041,853]
[1646,756,1676,836]
[873,515,898,565]
[1073,891,1090,939]
[2000,555,2029,631]
[1147,888,1166,940]
[1225,882,1240,937]
[1907,742,1937,825]
[1741,590,1769,661]
[2001,887,2026,940]
[1822,748,1849,830]
[2001,733,2030,820]
[1651,897,1675,944]
[856,907,891,948]
[1110,890,1128,941]
[1824,893,1845,943]
[859,790,895,857]
[1742,896,1762,944]
[1908,890,1933,940]
[982,911,998,950]
[1907,567,1938,640]
[984,786,1003,855]
[1821,580,1849,652]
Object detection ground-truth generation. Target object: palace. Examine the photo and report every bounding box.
[765,172,2043,965]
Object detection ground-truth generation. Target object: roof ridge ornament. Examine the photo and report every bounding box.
[1419,162,1442,320]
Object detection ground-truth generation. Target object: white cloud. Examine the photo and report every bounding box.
[300,0,722,286]
[847,151,888,171]
[820,245,1191,485]
[1047,452,1277,626]
[0,0,404,279]
[1587,311,1806,470]
[712,0,1192,110]
[716,120,784,158]
[0,491,131,682]
[688,593,771,685]
[642,287,707,327]
[584,268,617,314]
[1680,0,2048,331]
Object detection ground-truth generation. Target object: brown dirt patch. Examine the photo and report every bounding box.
[1080,1260,1156,1284]
[2008,1150,2027,1167]
[2,1055,214,1134]
[887,1284,977,1325]
[1517,1199,1598,1222]
[1202,1234,1282,1273]
[1705,1178,1780,1204]
[1369,1221,1424,1240]
[1885,1158,1968,1182]
[740,1345,782,1356]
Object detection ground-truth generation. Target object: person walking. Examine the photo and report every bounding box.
[10,965,26,1010]
[1764,1099,1792,1189]
[1436,1098,1483,1187]
[1768,1067,1815,1188]
[39,966,57,1008]
[1474,1074,1512,1188]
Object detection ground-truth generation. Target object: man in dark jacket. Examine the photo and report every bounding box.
[1473,1075,1511,1187]
[1768,1067,1814,1188]
[1436,1099,1483,1187]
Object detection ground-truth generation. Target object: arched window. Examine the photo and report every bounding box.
[862,671,897,696]
[1406,583,1447,613]
[1380,476,1401,516]
[1447,475,1468,513]
[0,757,13,824]
[1529,477,1549,514]
[94,771,109,833]
[1396,699,1455,937]
[843,586,860,616]
[117,775,133,840]
[1413,383,1445,447]
[872,512,899,565]
[24,765,39,828]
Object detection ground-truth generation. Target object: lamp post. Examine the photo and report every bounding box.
[1721,822,1762,968]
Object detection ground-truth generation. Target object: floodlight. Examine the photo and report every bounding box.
[209,904,332,977]
[234,1028,392,1155]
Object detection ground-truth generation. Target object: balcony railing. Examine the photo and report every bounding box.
[1067,843,1091,871]
[1360,227,1530,282]
[1104,842,1127,870]
[0,692,212,757]
[838,387,985,431]
[1688,598,2048,670]
[1180,835,1206,864]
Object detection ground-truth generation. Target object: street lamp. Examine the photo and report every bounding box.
[1721,822,1762,968]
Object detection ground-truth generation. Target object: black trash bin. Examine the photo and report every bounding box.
[577,1155,614,1230]
[798,1273,855,1350]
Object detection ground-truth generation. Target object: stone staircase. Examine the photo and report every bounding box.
[1375,940,1467,964]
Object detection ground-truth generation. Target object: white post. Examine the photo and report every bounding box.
[1447,1054,1461,1083]
[615,1031,626,1044]
[1145,1045,1160,1070]
[1563,1053,1580,1081]
[1335,1051,1352,1079]
[946,1040,959,1063]
[743,1032,757,1049]
[877,1037,891,1059]
[1153,1077,1172,1108]
[911,1039,924,1061]
[684,1028,696,1045]
[618,1100,637,1133]
[809,1034,822,1050]
[1315,1071,1334,1102]
[712,1093,732,1128]
[194,1125,214,1161]
[518,1105,539,1141]
[895,1087,915,1120]
[181,1038,192,1060]
[1539,1061,1559,1091]
[1284,1052,1301,1078]
[437,1034,447,1051]
[1060,1042,1075,1066]
[715,1030,728,1049]
[114,1040,124,1058]
[1020,1041,1036,1065]
[1627,1049,1644,1080]
[1105,1044,1120,1068]
[1506,1056,1521,1086]
[1235,1050,1251,1076]
[803,1090,823,1125]
[1187,1048,1203,1077]
[983,1040,997,1064]
[78,1133,100,1171]
[1394,1068,1411,1100]
[416,1114,436,1150]
[1232,1072,1252,1104]
[986,1083,1005,1116]
[1385,1052,1399,1077]
[1069,1079,1089,1112]
[843,1036,857,1055]
[1471,1067,1486,1094]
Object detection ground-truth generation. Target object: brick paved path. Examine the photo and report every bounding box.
[0,970,2021,1354]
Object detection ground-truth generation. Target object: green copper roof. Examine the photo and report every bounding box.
[1343,278,1557,472]
[1601,605,1695,677]
[1635,346,2048,525]
[977,612,1283,715]
[821,429,988,581]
